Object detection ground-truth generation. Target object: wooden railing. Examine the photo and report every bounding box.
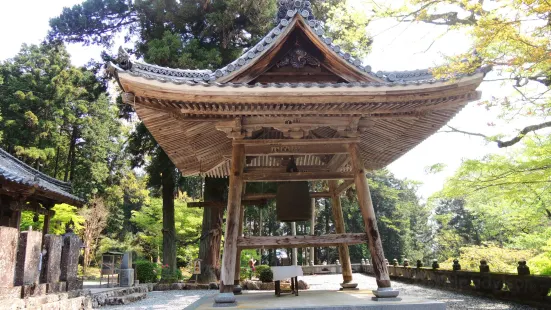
[361,263,551,306]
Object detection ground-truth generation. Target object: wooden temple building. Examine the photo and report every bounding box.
[0,147,83,232]
[108,0,486,304]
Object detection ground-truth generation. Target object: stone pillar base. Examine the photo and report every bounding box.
[340,282,359,290]
[232,284,242,295]
[47,282,66,294]
[373,287,400,298]
[213,292,236,307]
[119,269,135,287]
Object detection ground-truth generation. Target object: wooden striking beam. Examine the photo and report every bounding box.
[334,180,355,194]
[243,192,332,200]
[237,233,368,249]
[243,171,354,182]
[188,199,267,208]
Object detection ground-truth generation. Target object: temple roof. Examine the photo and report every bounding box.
[0,148,83,206]
[107,0,487,178]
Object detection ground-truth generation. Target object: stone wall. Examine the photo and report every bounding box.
[361,263,551,306]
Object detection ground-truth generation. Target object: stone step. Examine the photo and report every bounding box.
[104,292,147,306]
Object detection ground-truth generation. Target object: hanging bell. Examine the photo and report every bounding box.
[276,181,312,222]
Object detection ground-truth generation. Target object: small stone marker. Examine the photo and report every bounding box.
[479,260,490,273]
[0,227,19,288]
[452,259,461,271]
[432,259,439,270]
[416,260,423,268]
[517,260,530,276]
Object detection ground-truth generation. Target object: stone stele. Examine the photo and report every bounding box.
[40,234,62,284]
[60,233,81,282]
[14,230,42,286]
[0,227,19,288]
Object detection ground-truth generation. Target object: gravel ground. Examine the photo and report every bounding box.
[303,274,536,310]
[100,273,536,310]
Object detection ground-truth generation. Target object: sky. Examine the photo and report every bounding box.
[0,0,534,200]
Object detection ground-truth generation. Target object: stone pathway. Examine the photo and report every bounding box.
[99,273,535,310]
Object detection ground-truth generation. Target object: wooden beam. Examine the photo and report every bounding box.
[188,199,267,208]
[237,233,368,249]
[243,192,332,200]
[244,171,354,182]
[240,142,353,156]
[244,166,330,174]
[334,180,355,194]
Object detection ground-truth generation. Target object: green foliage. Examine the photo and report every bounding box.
[135,260,160,283]
[131,197,203,265]
[240,249,260,268]
[254,265,271,279]
[20,203,84,234]
[160,264,182,282]
[528,239,551,276]
[259,267,274,283]
[440,244,534,274]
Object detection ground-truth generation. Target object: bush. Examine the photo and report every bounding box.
[240,267,249,281]
[161,264,183,283]
[254,265,271,279]
[135,260,159,283]
[439,244,534,273]
[259,267,273,283]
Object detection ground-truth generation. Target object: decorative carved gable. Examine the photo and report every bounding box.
[276,47,321,69]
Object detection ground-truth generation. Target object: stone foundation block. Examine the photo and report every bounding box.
[0,286,21,300]
[21,283,48,298]
[66,279,83,291]
[47,282,67,294]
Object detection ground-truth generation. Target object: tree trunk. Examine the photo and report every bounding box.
[197,177,227,283]
[160,151,177,279]
[64,127,77,182]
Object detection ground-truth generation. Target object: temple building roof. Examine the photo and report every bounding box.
[108,0,487,178]
[0,148,83,206]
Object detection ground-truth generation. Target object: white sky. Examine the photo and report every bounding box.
[0,0,538,199]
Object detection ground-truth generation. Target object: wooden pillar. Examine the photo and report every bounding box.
[233,203,245,286]
[328,181,353,284]
[259,208,264,265]
[219,144,245,293]
[348,143,395,293]
[291,222,297,266]
[309,198,315,265]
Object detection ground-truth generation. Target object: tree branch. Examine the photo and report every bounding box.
[444,122,551,148]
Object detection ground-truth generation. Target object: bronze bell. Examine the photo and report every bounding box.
[276,181,312,222]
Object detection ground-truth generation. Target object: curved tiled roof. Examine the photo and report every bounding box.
[0,148,83,205]
[110,0,483,86]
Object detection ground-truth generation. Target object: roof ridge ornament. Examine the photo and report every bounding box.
[277,0,316,23]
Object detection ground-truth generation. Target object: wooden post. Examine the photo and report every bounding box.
[309,198,315,265]
[219,144,245,293]
[259,208,264,265]
[348,143,398,297]
[291,222,297,266]
[328,181,354,284]
[233,203,245,287]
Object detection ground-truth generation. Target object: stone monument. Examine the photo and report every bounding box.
[60,228,82,291]
[119,252,134,287]
[14,230,42,286]
[0,227,19,288]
